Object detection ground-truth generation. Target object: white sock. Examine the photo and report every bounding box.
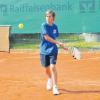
[53,85,58,88]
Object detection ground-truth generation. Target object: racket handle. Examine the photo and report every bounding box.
[63,46,68,50]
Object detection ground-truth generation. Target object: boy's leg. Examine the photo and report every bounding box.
[50,64,57,86]
[49,54,59,95]
[40,54,51,88]
[50,64,59,95]
[45,67,52,90]
[49,54,58,86]
[46,67,51,78]
[40,54,52,90]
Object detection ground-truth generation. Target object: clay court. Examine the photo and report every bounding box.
[0,52,100,100]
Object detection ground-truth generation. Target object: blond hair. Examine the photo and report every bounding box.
[45,10,55,18]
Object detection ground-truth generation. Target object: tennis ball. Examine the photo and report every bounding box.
[18,23,24,29]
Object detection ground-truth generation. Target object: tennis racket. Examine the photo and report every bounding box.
[69,47,81,60]
[62,46,81,60]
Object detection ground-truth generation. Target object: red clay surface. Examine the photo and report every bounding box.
[0,52,100,100]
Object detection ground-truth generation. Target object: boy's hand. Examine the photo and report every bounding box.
[57,42,68,50]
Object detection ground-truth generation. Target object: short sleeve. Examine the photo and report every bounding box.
[41,24,47,35]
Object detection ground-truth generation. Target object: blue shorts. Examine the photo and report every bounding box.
[40,54,58,67]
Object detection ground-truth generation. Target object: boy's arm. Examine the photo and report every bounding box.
[44,34,59,44]
[44,34,68,50]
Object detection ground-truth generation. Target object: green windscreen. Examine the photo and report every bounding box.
[0,0,100,34]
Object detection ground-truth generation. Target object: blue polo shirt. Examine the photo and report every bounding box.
[40,22,59,55]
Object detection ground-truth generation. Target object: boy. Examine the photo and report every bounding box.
[40,10,66,95]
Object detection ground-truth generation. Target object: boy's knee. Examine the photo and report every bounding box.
[50,64,56,71]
